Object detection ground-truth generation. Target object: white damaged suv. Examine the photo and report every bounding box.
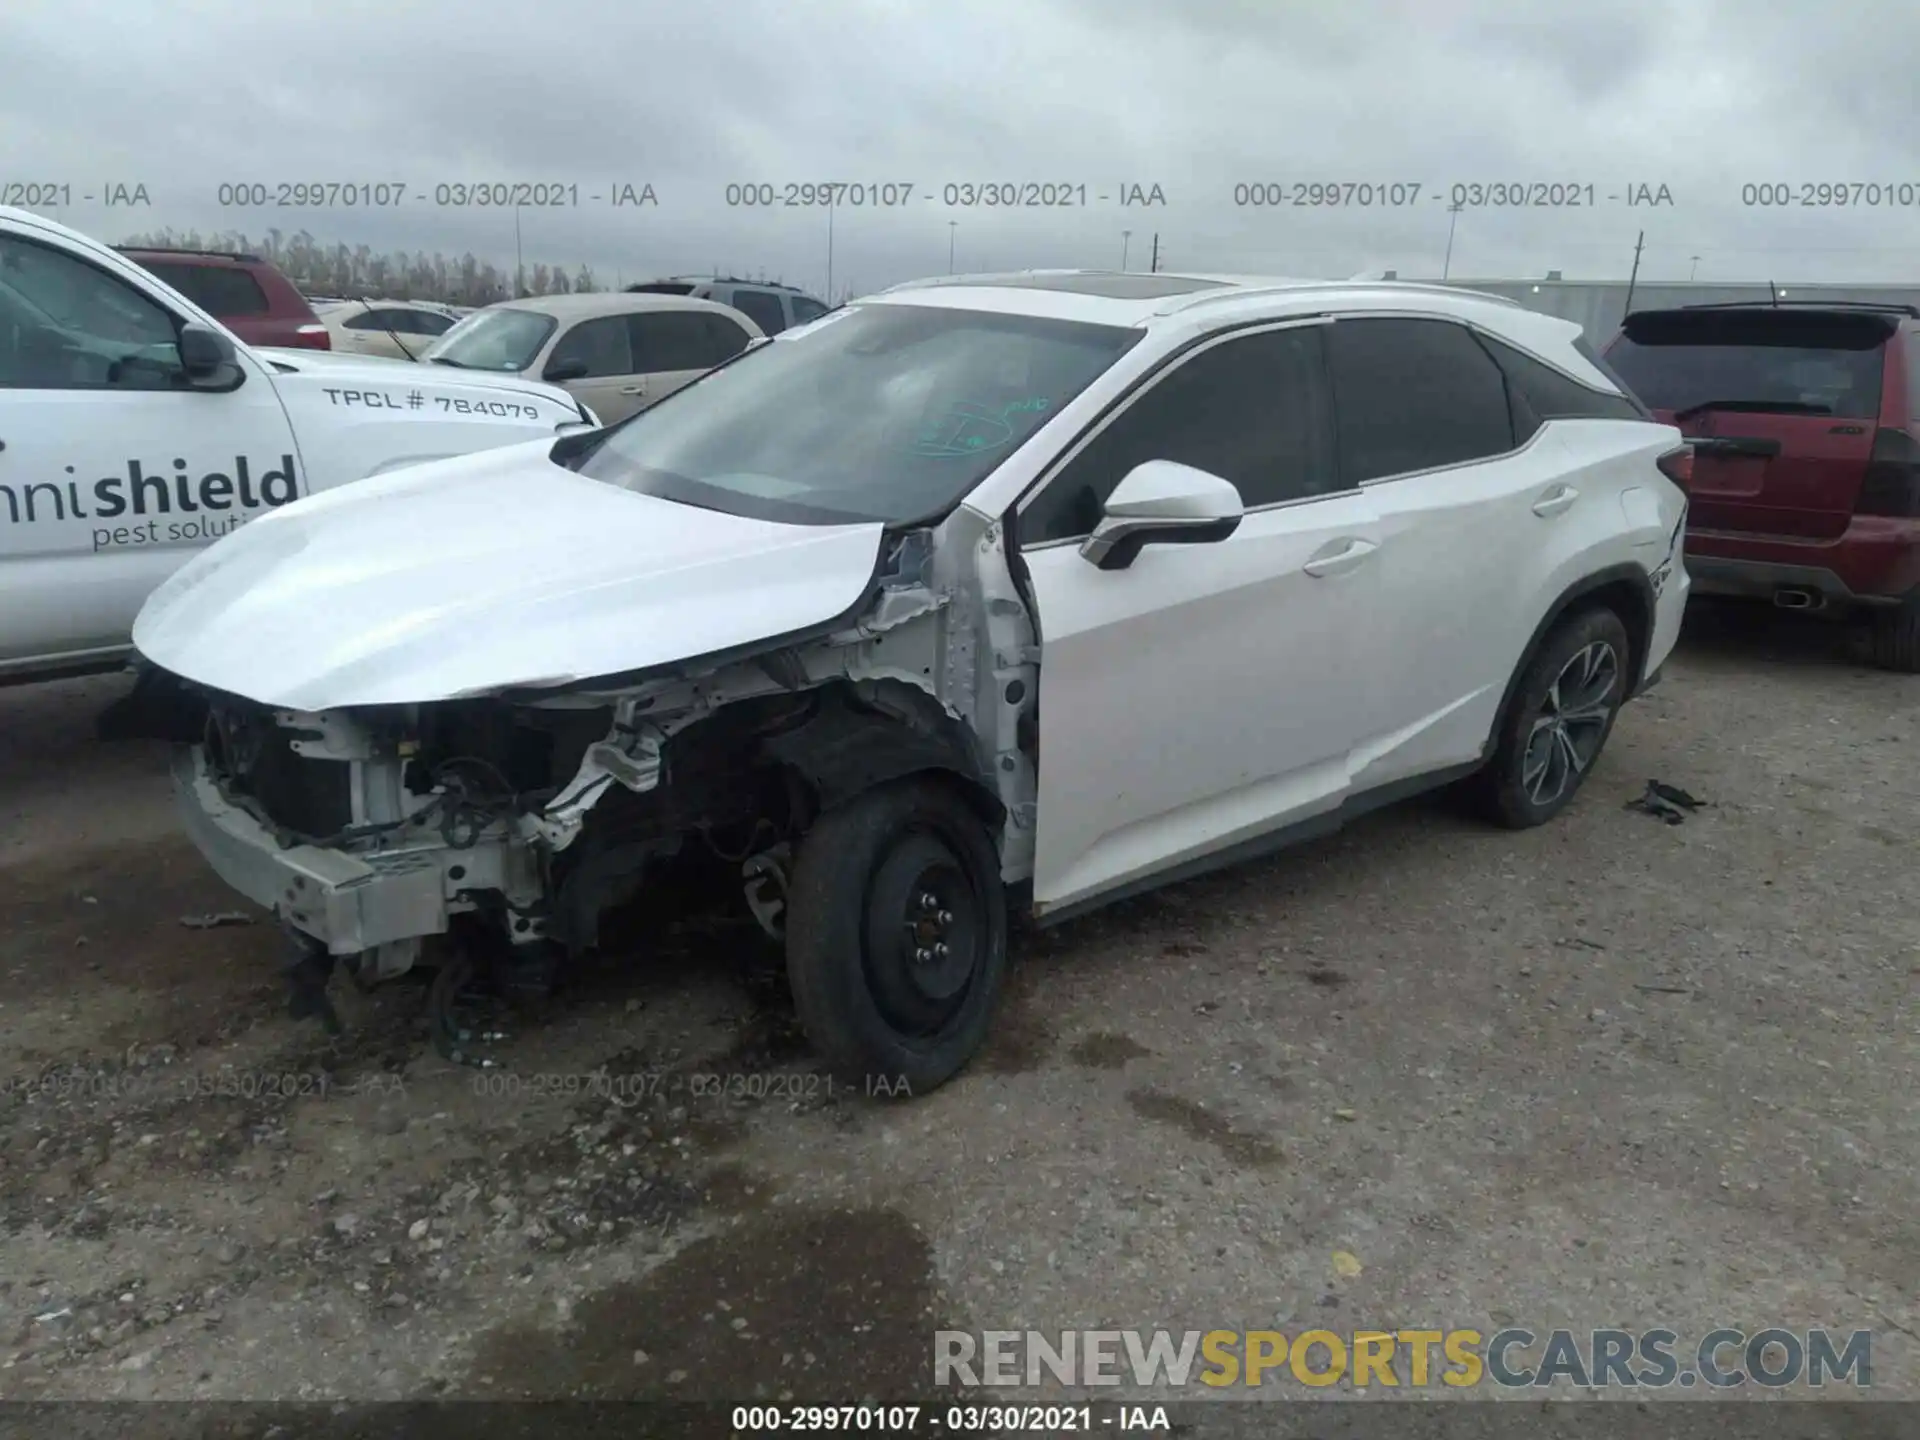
[129,269,1691,1091]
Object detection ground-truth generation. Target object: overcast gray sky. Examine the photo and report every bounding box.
[4,0,1917,296]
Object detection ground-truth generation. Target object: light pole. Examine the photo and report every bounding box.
[1690,255,1700,281]
[1441,202,1462,281]
[513,205,525,297]
[948,221,957,274]
[1121,230,1132,271]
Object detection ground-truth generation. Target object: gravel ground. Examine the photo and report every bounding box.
[0,601,1915,1421]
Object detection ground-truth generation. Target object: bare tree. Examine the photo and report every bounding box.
[120,228,586,306]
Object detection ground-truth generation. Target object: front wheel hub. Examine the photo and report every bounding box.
[863,834,982,1034]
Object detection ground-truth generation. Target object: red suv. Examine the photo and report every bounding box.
[116,246,330,351]
[1603,302,1920,670]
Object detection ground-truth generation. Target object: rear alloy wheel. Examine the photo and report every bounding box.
[784,778,1009,1094]
[1475,607,1631,829]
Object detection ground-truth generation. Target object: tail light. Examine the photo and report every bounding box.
[1655,445,1693,487]
[1855,427,1920,517]
[293,323,331,351]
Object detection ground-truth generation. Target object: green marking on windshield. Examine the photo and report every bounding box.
[911,396,1052,458]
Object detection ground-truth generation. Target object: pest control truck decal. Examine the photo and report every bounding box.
[1,454,302,554]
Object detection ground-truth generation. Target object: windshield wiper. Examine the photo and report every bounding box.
[1672,398,1834,420]
[428,355,470,369]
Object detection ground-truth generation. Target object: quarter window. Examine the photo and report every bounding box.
[1478,333,1645,440]
[1021,324,1338,545]
[1325,317,1514,484]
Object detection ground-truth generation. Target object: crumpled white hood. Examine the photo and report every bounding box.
[131,441,886,709]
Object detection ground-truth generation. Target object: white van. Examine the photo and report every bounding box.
[0,206,593,684]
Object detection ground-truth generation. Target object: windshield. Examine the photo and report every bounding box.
[574,302,1142,525]
[1607,312,1889,419]
[421,306,556,372]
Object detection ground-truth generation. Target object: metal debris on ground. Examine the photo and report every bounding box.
[1625,779,1710,826]
[179,911,256,929]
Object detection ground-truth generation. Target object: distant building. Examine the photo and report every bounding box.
[1412,275,1920,342]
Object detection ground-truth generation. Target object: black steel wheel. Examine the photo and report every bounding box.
[785,777,1008,1094]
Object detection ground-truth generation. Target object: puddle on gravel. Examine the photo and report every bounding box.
[1069,1032,1152,1069]
[1126,1087,1282,1168]
[462,1204,943,1401]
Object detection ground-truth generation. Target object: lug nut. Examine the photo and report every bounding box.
[937,910,953,924]
[915,947,931,963]
[919,891,939,909]
[935,942,949,958]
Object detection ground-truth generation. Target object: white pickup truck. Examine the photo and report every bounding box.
[0,206,595,684]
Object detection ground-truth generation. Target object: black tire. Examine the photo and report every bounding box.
[1472,606,1632,830]
[1865,599,1920,673]
[785,776,1009,1095]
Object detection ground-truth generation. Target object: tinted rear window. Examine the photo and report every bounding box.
[139,261,271,317]
[1608,310,1890,419]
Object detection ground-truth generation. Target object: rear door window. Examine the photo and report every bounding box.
[1605,311,1889,419]
[728,289,787,335]
[1325,317,1515,484]
[630,309,749,371]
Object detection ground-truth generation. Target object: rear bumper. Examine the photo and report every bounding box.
[1685,517,1920,607]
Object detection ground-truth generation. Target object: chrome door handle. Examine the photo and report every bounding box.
[1302,537,1378,577]
[1532,485,1578,517]
[618,383,647,395]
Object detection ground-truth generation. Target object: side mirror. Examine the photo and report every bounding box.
[1079,460,1244,571]
[543,356,589,383]
[178,322,238,383]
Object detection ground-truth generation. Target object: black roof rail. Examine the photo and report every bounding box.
[651,273,817,294]
[115,245,261,263]
[1680,299,1920,318]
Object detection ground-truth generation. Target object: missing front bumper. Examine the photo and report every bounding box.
[170,745,532,956]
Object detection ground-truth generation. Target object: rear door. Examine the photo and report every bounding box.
[337,305,414,359]
[625,308,756,412]
[1323,315,1559,785]
[1604,309,1891,539]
